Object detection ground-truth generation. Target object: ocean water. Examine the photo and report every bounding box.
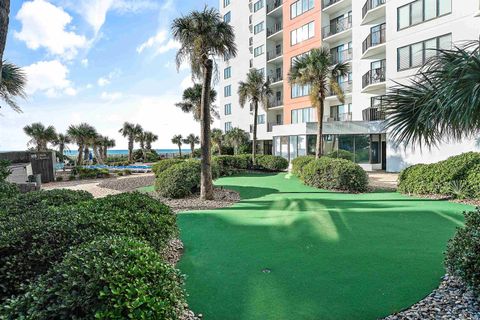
[64,149,191,156]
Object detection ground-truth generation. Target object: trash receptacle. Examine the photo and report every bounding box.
[34,174,42,188]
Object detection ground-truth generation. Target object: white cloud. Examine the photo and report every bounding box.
[23,60,77,97]
[97,69,121,87]
[81,58,89,67]
[137,29,180,55]
[97,77,110,87]
[101,91,123,101]
[180,76,194,90]
[15,0,88,60]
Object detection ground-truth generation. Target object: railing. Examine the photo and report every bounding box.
[362,66,386,88]
[362,25,386,53]
[332,48,352,64]
[267,22,283,37]
[362,107,385,121]
[269,99,284,108]
[267,47,283,61]
[267,0,283,13]
[325,112,353,122]
[268,74,283,83]
[322,16,352,39]
[362,0,386,19]
[329,80,352,96]
[322,0,343,9]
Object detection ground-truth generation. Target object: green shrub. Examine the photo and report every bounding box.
[398,152,480,197]
[123,169,132,176]
[0,160,11,181]
[56,176,64,182]
[133,149,160,162]
[72,167,110,180]
[0,181,19,200]
[0,189,93,216]
[0,192,177,300]
[466,163,480,199]
[155,160,201,198]
[325,150,355,162]
[213,155,249,177]
[445,208,480,295]
[1,237,187,319]
[255,155,289,172]
[152,159,184,178]
[302,158,369,193]
[291,156,315,178]
[117,171,124,176]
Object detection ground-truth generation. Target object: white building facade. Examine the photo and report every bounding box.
[218,0,480,172]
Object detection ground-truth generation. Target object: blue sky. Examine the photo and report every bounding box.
[0,0,218,151]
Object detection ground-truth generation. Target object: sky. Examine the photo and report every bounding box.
[0,0,219,151]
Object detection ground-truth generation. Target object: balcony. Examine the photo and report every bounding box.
[267,21,283,40]
[362,107,385,121]
[332,48,352,64]
[322,16,352,42]
[268,74,283,84]
[362,0,386,25]
[362,25,386,58]
[269,98,284,109]
[267,122,283,132]
[324,112,353,122]
[362,64,386,92]
[267,47,283,62]
[322,0,352,15]
[328,80,352,97]
[267,0,283,16]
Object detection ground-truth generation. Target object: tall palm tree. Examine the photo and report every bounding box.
[1,62,27,113]
[135,131,148,161]
[224,127,249,155]
[67,123,97,165]
[91,134,105,165]
[183,134,200,158]
[53,133,71,161]
[0,0,10,84]
[211,128,224,155]
[119,122,143,162]
[23,122,57,152]
[172,6,237,200]
[289,47,349,158]
[144,131,158,151]
[383,40,480,148]
[100,136,115,160]
[176,84,219,122]
[238,69,273,163]
[171,135,183,157]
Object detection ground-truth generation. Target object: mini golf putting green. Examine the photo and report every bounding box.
[175,173,473,319]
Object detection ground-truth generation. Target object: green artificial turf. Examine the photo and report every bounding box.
[176,173,473,320]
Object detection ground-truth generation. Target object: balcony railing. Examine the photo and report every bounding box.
[322,0,343,9]
[362,107,385,121]
[267,0,283,14]
[332,48,352,64]
[362,66,386,88]
[324,112,353,122]
[362,25,386,53]
[268,74,284,83]
[362,0,386,19]
[322,16,352,39]
[267,22,283,37]
[269,99,284,108]
[329,80,352,96]
[267,47,283,61]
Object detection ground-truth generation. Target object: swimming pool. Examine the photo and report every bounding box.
[83,165,152,171]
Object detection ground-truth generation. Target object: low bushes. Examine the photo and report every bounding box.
[0,181,18,200]
[445,207,480,295]
[155,160,201,198]
[325,150,355,162]
[213,155,249,176]
[1,237,186,319]
[302,157,369,193]
[255,155,289,172]
[398,152,480,198]
[291,156,315,178]
[71,167,110,180]
[0,192,177,300]
[152,159,184,178]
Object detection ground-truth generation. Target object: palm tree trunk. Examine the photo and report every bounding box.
[178,144,182,157]
[59,146,64,162]
[218,141,222,155]
[191,143,195,158]
[84,146,89,163]
[316,100,325,159]
[77,145,83,165]
[103,147,108,160]
[252,100,259,165]
[128,139,133,162]
[94,147,103,165]
[200,59,214,200]
[0,0,10,84]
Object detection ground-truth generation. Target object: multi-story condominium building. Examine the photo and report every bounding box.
[218,0,480,172]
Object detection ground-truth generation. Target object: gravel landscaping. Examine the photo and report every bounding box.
[384,275,479,320]
[98,174,155,191]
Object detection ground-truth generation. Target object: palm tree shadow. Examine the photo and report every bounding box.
[219,185,279,200]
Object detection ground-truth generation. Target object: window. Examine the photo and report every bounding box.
[254,22,264,34]
[224,122,232,132]
[291,83,311,98]
[291,51,311,67]
[254,0,264,12]
[254,45,264,57]
[257,114,265,124]
[290,0,314,19]
[290,21,315,46]
[224,67,231,79]
[224,85,232,97]
[223,0,230,7]
[291,107,315,124]
[223,12,231,23]
[224,103,232,115]
[397,33,451,71]
[397,0,452,30]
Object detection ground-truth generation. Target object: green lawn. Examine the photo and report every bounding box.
[176,173,473,320]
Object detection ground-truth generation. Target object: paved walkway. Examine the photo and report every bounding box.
[368,172,399,189]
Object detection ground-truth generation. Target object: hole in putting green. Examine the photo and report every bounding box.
[262,268,272,274]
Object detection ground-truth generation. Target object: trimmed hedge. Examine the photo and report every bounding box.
[0,181,18,200]
[291,156,315,178]
[213,155,249,176]
[398,152,480,198]
[155,160,201,199]
[72,167,110,180]
[445,208,480,295]
[255,155,289,172]
[302,157,369,193]
[152,159,184,178]
[0,192,177,300]
[325,150,355,162]
[1,237,187,319]
[0,189,93,216]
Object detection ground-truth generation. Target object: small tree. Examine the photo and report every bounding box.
[176,84,219,122]
[211,128,224,155]
[183,134,200,158]
[23,123,57,152]
[224,128,249,155]
[53,133,71,162]
[171,135,183,157]
[119,122,143,162]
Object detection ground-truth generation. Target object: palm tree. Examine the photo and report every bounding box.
[176,84,219,122]
[119,122,143,162]
[23,122,57,152]
[1,62,27,113]
[211,128,224,155]
[383,40,480,148]
[0,0,10,83]
[91,134,105,165]
[100,136,115,160]
[144,131,158,151]
[238,69,273,163]
[172,6,237,200]
[53,133,71,161]
[171,134,183,157]
[289,47,349,158]
[67,123,97,165]
[183,134,200,158]
[224,127,249,155]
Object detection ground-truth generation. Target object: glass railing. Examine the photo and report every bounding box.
[322,0,343,9]
[268,74,284,83]
[362,0,386,19]
[332,48,353,64]
[267,22,283,37]
[362,25,386,53]
[267,48,283,61]
[322,16,352,39]
[267,0,283,14]
[269,99,284,108]
[329,80,352,96]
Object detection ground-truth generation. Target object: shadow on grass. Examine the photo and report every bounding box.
[219,185,279,200]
